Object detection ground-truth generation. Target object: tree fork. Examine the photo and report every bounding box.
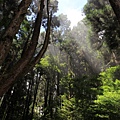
[0,0,45,97]
[20,0,52,77]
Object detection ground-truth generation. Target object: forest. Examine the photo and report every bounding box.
[0,0,120,120]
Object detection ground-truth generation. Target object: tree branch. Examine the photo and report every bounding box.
[0,0,32,65]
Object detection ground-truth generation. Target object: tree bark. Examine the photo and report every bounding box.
[20,0,52,78]
[30,71,41,120]
[0,0,32,65]
[109,0,120,24]
[0,0,45,97]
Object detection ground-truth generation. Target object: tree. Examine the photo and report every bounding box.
[94,66,120,119]
[0,0,58,96]
[83,0,120,68]
[3,2,120,119]
[0,67,43,120]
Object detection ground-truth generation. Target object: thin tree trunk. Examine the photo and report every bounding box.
[44,78,49,119]
[22,76,33,120]
[30,71,41,120]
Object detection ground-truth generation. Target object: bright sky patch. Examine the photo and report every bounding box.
[57,0,87,28]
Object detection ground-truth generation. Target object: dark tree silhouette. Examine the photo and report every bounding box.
[109,0,120,24]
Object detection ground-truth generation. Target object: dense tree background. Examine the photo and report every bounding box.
[0,0,120,120]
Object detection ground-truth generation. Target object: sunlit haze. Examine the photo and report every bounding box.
[57,0,87,28]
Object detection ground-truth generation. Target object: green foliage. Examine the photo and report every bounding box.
[37,55,63,73]
[39,55,50,68]
[94,66,120,119]
[57,95,82,120]
[58,75,100,120]
[83,0,120,50]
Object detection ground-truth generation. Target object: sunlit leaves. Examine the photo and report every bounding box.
[57,95,80,120]
[40,55,50,68]
[94,66,120,118]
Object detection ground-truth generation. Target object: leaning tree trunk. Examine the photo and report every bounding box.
[0,0,51,96]
[109,0,120,24]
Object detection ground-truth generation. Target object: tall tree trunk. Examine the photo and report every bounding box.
[23,77,34,120]
[44,78,49,119]
[0,0,45,97]
[30,71,41,120]
[109,0,120,24]
[22,1,52,75]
